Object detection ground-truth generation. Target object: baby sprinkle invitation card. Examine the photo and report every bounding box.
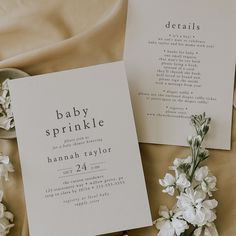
[9,62,152,236]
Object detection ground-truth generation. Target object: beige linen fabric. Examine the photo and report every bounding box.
[0,0,235,235]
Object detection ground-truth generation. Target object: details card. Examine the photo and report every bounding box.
[124,0,236,149]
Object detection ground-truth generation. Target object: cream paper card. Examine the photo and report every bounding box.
[9,62,152,236]
[124,0,236,150]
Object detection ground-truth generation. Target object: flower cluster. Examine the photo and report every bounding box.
[154,113,218,236]
[0,77,16,235]
[0,191,14,236]
[0,154,14,236]
[0,79,14,130]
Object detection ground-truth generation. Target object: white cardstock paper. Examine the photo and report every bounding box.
[9,62,152,236]
[124,0,236,150]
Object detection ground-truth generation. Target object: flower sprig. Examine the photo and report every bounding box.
[154,113,218,236]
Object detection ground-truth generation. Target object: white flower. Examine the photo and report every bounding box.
[0,191,4,218]
[0,155,14,181]
[0,79,14,131]
[160,172,191,196]
[1,79,9,91]
[0,217,14,236]
[0,79,10,99]
[0,191,14,236]
[173,156,192,168]
[195,166,217,197]
[194,222,218,236]
[0,191,14,221]
[154,206,189,236]
[0,97,10,111]
[0,200,13,222]
[176,174,191,191]
[177,188,218,226]
[170,156,192,177]
[159,173,176,196]
[0,116,14,131]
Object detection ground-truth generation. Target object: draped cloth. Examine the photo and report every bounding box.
[0,0,235,235]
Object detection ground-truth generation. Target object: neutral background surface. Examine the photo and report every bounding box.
[0,0,235,235]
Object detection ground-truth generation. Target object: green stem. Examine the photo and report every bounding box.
[189,132,206,182]
[190,158,201,182]
[194,183,200,190]
[187,226,198,236]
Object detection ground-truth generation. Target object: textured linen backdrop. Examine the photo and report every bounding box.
[0,0,235,235]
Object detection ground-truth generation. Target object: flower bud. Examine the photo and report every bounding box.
[187,136,193,145]
[192,135,202,147]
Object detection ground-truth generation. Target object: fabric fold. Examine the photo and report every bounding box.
[0,0,127,75]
